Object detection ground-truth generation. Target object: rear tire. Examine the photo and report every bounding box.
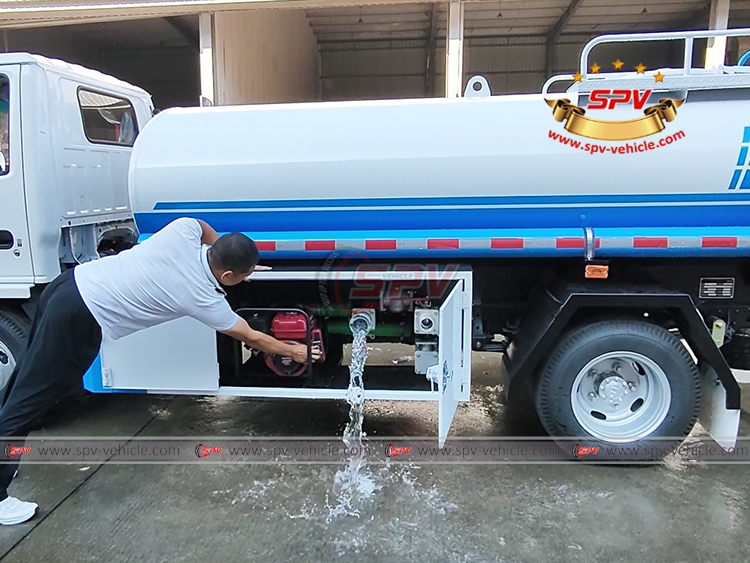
[0,309,30,397]
[534,320,701,462]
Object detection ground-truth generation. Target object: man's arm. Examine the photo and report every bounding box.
[196,219,220,246]
[221,317,320,364]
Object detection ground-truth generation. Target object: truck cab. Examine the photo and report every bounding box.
[0,54,153,391]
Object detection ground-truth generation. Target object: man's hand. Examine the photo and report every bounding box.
[288,343,322,364]
[222,318,322,363]
[244,265,272,282]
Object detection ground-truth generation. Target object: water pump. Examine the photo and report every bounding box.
[264,312,325,377]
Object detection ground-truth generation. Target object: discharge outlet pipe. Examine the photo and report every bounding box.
[349,310,376,336]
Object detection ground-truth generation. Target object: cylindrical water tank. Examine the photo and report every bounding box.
[128,92,747,237]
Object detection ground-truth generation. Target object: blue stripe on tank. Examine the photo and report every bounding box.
[135,202,750,236]
[152,192,750,211]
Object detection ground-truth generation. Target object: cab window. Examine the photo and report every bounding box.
[0,75,9,174]
[77,88,138,146]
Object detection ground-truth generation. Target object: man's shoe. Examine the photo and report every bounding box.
[0,496,38,525]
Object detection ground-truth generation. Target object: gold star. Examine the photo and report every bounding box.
[572,72,583,82]
[654,71,665,83]
[590,63,601,74]
[612,59,624,70]
[635,63,647,74]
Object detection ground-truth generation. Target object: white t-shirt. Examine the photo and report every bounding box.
[73,217,240,341]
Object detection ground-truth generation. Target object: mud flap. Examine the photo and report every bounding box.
[698,365,741,451]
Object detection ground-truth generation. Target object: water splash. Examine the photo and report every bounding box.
[328,321,380,520]
[343,322,368,448]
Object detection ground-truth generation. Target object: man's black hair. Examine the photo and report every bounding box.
[208,232,259,273]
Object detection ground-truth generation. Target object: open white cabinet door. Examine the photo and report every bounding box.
[430,280,470,447]
[100,317,219,392]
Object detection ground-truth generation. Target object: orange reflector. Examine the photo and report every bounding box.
[585,264,609,279]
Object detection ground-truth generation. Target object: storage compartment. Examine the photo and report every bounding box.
[216,266,472,397]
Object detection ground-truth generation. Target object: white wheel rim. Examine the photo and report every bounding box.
[0,340,16,391]
[570,351,671,443]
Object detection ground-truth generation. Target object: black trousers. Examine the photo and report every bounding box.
[0,268,102,501]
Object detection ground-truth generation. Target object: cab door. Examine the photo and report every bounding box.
[0,65,34,297]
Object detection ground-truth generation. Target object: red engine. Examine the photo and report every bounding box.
[264,312,325,377]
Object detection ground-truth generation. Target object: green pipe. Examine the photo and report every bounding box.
[316,307,353,318]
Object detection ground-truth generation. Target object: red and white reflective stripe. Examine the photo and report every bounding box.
[603,236,742,249]
[702,236,739,248]
[255,241,277,251]
[253,236,748,251]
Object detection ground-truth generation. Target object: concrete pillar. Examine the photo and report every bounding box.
[445,0,464,98]
[704,0,730,69]
[199,12,215,106]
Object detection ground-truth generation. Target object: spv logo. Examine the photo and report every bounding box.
[573,444,599,458]
[587,89,652,111]
[195,444,222,458]
[544,59,684,143]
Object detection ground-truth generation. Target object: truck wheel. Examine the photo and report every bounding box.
[0,310,30,397]
[534,320,701,462]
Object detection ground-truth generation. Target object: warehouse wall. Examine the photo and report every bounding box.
[464,35,737,96]
[320,36,581,100]
[320,39,446,100]
[464,36,581,95]
[462,35,689,96]
[319,32,738,102]
[320,36,588,101]
[214,10,320,105]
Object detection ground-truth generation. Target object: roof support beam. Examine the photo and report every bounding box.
[164,16,198,47]
[683,4,711,30]
[198,12,214,107]
[545,0,585,78]
[445,0,464,98]
[424,3,439,97]
[704,0,731,68]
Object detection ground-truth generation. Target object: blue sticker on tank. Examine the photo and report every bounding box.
[729,126,750,189]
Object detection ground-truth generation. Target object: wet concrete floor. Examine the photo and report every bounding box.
[2,346,750,562]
